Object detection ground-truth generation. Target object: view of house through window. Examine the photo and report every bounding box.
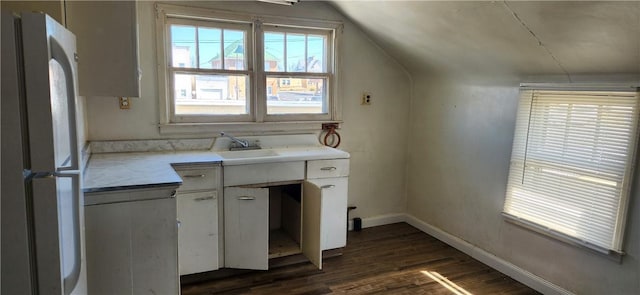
[264,31,328,115]
[159,7,339,124]
[170,24,249,115]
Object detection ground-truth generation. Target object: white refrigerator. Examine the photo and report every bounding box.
[1,12,87,295]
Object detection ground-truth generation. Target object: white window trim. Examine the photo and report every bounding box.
[154,3,343,134]
[503,83,640,259]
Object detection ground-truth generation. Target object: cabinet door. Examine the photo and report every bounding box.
[130,197,178,295]
[224,187,269,270]
[85,196,178,295]
[85,202,133,295]
[177,191,218,275]
[306,177,349,250]
[302,182,323,269]
[65,1,139,97]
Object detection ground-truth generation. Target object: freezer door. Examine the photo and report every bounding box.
[21,13,80,173]
[31,173,83,295]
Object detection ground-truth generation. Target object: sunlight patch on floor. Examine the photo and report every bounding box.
[421,271,473,295]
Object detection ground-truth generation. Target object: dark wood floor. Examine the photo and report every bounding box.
[182,223,540,295]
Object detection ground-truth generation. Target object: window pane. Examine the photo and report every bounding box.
[307,35,326,73]
[286,34,306,72]
[174,73,248,115]
[266,77,326,114]
[171,25,196,68]
[198,27,222,69]
[223,30,245,70]
[264,32,284,72]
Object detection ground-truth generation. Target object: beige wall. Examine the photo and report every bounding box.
[9,1,640,292]
[406,75,640,294]
[84,1,411,219]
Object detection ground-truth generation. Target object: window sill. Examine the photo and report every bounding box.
[502,212,625,263]
[158,121,341,136]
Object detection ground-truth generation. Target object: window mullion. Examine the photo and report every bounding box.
[304,34,308,72]
[254,20,265,123]
[171,67,251,76]
[283,32,288,72]
[220,29,225,70]
[263,72,329,78]
[195,26,200,68]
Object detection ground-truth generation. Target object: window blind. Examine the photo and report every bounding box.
[504,89,640,253]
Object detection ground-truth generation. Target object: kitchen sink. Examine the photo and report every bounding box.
[217,149,279,159]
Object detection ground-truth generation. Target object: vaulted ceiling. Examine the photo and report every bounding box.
[328,1,640,80]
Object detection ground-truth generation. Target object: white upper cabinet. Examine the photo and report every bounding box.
[66,1,140,97]
[0,1,66,25]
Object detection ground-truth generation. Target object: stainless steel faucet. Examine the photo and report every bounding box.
[220,132,249,148]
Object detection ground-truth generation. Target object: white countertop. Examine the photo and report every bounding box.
[83,146,349,193]
[83,151,223,193]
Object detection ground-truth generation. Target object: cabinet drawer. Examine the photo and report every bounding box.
[224,161,305,187]
[306,159,349,179]
[175,167,219,192]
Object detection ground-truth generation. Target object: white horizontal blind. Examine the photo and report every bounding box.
[504,89,640,252]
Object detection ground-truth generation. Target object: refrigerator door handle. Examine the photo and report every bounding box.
[57,172,82,294]
[49,37,79,172]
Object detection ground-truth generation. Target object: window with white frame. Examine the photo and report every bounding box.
[503,87,640,254]
[263,26,331,118]
[155,4,341,128]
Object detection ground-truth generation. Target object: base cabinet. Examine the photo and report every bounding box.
[174,164,222,276]
[305,159,350,251]
[84,188,178,295]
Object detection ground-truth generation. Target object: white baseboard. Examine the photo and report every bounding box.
[348,213,406,231]
[404,214,574,295]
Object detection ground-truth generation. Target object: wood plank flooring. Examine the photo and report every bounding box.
[181,223,540,295]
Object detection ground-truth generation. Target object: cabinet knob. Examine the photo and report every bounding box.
[194,196,215,201]
[320,185,335,189]
[238,196,256,200]
[184,174,206,178]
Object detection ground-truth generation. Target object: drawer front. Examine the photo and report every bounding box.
[224,161,305,187]
[306,159,349,179]
[175,167,219,192]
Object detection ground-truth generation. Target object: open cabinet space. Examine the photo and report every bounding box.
[224,181,323,271]
[269,185,303,259]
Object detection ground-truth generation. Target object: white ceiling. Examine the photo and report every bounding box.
[328,1,640,80]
